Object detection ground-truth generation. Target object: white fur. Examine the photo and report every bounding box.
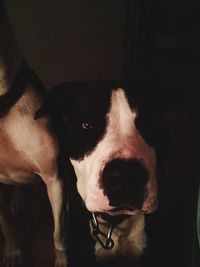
[0,86,67,266]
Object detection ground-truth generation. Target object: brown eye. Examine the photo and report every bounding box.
[81,121,94,130]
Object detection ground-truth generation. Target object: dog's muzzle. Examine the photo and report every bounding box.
[100,158,149,210]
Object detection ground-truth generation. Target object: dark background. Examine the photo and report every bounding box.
[0,1,199,267]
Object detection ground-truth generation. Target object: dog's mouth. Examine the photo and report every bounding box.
[107,204,145,216]
[110,204,143,212]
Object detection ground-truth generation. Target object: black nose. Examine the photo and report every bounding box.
[101,158,149,208]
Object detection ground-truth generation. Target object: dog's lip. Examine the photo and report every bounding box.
[107,205,145,215]
[110,205,134,212]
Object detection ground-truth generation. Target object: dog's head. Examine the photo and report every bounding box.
[50,80,169,215]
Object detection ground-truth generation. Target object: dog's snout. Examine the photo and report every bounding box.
[106,172,123,191]
[102,158,148,190]
[101,158,149,208]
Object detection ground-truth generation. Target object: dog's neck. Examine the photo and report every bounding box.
[89,212,146,261]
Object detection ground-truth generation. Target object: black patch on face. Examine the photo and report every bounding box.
[50,81,118,160]
[120,80,168,163]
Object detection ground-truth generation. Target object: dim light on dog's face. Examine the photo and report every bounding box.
[53,81,161,215]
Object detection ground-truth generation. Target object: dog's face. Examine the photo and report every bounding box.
[51,81,166,215]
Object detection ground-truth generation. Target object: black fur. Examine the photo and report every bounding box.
[0,62,46,118]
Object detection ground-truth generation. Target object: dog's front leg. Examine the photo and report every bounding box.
[0,188,22,266]
[45,177,67,267]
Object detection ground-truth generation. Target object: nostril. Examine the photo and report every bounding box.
[132,175,147,185]
[107,174,122,191]
[106,173,145,192]
[100,158,149,207]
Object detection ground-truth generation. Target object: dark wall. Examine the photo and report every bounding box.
[4,0,199,85]
[5,0,127,88]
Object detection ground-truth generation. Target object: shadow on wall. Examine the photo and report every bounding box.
[4,0,127,88]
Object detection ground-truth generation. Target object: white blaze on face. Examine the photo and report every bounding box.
[70,88,157,214]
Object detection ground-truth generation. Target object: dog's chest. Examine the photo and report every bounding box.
[0,148,40,185]
[0,169,39,185]
[0,87,46,185]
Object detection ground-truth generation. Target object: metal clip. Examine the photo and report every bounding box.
[89,213,114,250]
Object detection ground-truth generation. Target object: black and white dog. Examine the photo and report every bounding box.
[0,53,176,266]
[46,80,168,262]
[0,1,184,265]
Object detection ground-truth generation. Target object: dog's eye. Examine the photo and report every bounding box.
[81,121,94,130]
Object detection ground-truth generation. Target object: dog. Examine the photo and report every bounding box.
[0,3,68,265]
[0,63,68,267]
[45,80,169,263]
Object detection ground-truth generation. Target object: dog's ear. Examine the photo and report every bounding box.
[43,80,116,117]
[35,81,85,119]
[49,82,85,113]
